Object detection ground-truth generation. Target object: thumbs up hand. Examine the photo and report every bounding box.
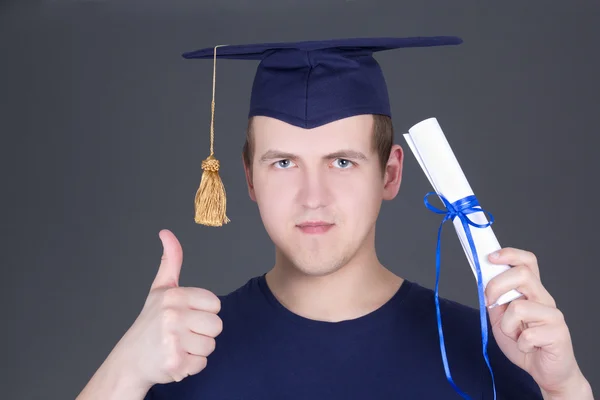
[116,229,223,387]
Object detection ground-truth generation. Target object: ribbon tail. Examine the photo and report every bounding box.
[435,217,471,399]
[460,217,497,400]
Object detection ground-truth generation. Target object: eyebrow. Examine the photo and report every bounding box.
[325,150,368,161]
[258,149,369,163]
[259,150,297,163]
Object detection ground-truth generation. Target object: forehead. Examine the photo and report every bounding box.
[251,115,374,151]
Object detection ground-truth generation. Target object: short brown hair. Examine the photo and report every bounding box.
[242,114,394,176]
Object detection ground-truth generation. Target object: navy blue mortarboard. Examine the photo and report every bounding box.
[183,37,463,227]
[183,36,463,129]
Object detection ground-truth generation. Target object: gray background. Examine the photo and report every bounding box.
[1,1,599,398]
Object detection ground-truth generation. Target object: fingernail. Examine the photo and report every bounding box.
[490,251,499,259]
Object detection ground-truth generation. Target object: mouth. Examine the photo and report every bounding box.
[296,221,335,234]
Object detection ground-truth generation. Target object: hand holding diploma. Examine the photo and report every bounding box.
[403,118,593,399]
[485,248,593,399]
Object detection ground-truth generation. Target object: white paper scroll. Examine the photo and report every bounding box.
[403,117,522,307]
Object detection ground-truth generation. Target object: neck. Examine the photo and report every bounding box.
[265,233,404,323]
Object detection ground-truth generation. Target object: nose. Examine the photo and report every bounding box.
[297,166,331,210]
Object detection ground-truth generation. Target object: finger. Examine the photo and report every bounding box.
[178,287,222,314]
[183,354,208,378]
[517,324,568,354]
[151,229,184,291]
[172,353,208,382]
[489,247,540,279]
[501,299,564,341]
[179,329,217,357]
[184,309,224,338]
[485,265,556,308]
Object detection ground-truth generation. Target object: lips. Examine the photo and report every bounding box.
[296,221,335,234]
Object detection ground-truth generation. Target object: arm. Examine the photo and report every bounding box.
[76,229,222,400]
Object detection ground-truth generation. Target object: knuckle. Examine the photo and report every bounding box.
[561,324,572,341]
[161,308,181,329]
[517,266,532,281]
[554,308,565,323]
[527,251,538,264]
[165,351,183,375]
[162,332,179,354]
[503,247,515,256]
[163,289,185,307]
[500,316,512,335]
[509,299,526,317]
[520,328,535,343]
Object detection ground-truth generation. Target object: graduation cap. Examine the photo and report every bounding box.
[182,36,463,227]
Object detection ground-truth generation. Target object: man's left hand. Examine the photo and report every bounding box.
[485,247,593,399]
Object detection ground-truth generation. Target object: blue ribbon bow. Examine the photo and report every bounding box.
[424,192,497,400]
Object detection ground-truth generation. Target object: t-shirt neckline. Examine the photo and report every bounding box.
[255,272,414,333]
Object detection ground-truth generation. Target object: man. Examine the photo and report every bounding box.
[76,37,594,399]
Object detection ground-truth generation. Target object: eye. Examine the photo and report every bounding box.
[332,158,354,169]
[274,159,296,169]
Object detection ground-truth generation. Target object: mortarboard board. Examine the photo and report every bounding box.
[182,36,463,227]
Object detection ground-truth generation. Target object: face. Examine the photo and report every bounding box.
[244,114,404,277]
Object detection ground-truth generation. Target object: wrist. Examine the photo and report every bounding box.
[541,371,594,400]
[77,337,152,400]
[108,345,153,394]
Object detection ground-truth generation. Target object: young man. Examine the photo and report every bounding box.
[77,37,593,399]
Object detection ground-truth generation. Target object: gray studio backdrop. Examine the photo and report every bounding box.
[1,1,599,398]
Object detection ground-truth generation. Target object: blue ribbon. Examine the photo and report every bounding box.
[424,192,497,400]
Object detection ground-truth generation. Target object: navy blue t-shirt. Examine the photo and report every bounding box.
[145,275,543,399]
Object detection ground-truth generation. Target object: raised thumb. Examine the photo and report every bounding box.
[151,229,183,290]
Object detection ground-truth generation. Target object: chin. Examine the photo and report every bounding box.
[286,251,351,277]
[269,226,366,277]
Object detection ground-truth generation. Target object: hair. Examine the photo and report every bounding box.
[242,114,394,177]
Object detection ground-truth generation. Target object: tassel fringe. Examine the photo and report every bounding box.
[194,155,230,226]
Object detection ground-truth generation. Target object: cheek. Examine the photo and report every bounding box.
[253,171,295,223]
[329,172,382,220]
[335,180,381,220]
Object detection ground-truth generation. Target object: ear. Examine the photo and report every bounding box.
[382,144,404,201]
[242,154,257,202]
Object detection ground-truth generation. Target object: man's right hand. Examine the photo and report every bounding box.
[115,229,223,387]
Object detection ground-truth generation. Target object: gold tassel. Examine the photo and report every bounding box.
[194,45,230,227]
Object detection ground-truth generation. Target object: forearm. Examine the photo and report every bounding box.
[540,373,594,400]
[76,347,151,400]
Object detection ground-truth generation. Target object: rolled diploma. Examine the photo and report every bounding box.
[403,117,522,306]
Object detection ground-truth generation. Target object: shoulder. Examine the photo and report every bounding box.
[217,275,263,311]
[402,280,481,331]
[214,275,269,330]
[217,275,261,301]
